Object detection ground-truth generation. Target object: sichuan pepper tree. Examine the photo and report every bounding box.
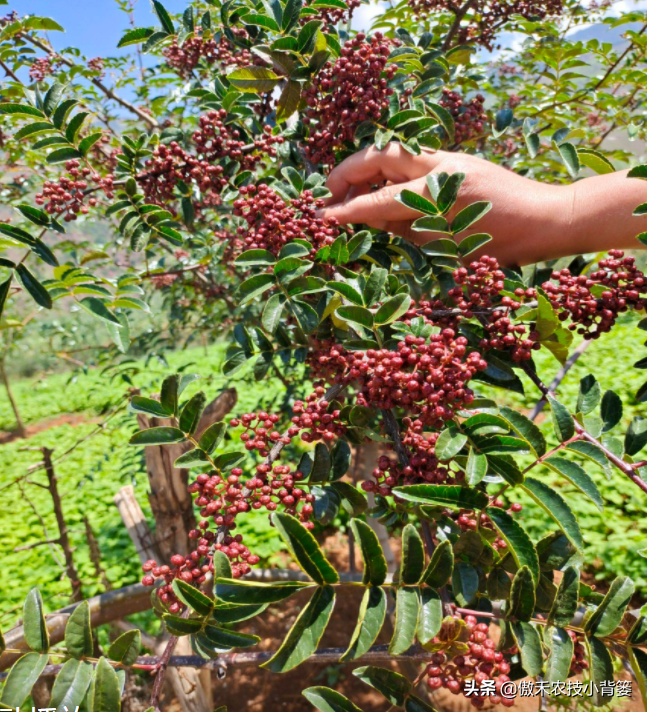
[3,0,647,710]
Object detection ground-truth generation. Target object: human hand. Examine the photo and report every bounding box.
[317,143,646,267]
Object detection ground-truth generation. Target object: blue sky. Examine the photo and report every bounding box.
[14,0,190,58]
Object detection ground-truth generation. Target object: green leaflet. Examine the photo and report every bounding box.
[522,477,584,552]
[340,586,387,662]
[507,566,535,622]
[92,656,122,712]
[452,562,479,606]
[417,588,443,645]
[544,626,573,684]
[273,512,339,584]
[303,687,364,712]
[172,579,214,617]
[215,579,312,604]
[585,576,635,637]
[465,449,488,485]
[434,426,467,460]
[401,524,425,585]
[548,396,575,442]
[486,507,540,585]
[548,566,580,627]
[107,629,140,666]
[65,600,93,659]
[261,586,335,672]
[586,636,614,707]
[510,622,543,677]
[544,456,603,511]
[499,406,547,457]
[420,539,453,588]
[197,624,261,652]
[0,652,49,708]
[210,601,268,625]
[51,658,94,709]
[390,586,420,655]
[628,646,647,711]
[353,665,411,706]
[350,519,387,586]
[24,588,49,652]
[393,484,488,510]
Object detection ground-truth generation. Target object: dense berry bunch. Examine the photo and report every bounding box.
[29,55,55,82]
[567,630,589,675]
[449,256,539,361]
[543,250,647,338]
[304,0,361,24]
[450,500,522,550]
[233,184,340,255]
[139,119,282,208]
[424,616,515,708]
[409,0,563,50]
[439,90,487,144]
[303,33,396,166]
[292,387,347,443]
[35,160,114,221]
[163,32,252,77]
[231,410,291,457]
[87,56,105,78]
[309,332,487,426]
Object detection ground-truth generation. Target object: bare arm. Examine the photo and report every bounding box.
[317,144,647,267]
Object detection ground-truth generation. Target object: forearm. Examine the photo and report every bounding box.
[563,170,647,257]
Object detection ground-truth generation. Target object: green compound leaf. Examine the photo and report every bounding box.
[65,601,93,659]
[486,507,540,585]
[522,477,584,552]
[273,512,339,585]
[340,586,387,662]
[420,539,453,588]
[261,586,335,672]
[390,586,420,655]
[350,519,387,587]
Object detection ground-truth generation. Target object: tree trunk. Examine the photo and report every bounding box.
[0,359,25,438]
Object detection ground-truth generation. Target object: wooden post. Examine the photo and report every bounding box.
[42,447,83,602]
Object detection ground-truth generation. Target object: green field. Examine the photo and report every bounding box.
[1,316,646,632]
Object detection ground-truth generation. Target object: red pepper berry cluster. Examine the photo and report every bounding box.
[87,56,105,78]
[309,332,487,427]
[567,630,589,675]
[291,386,347,443]
[29,55,55,82]
[231,411,291,457]
[439,90,487,144]
[151,272,180,289]
[163,32,252,77]
[35,160,114,221]
[233,184,340,256]
[542,250,647,339]
[409,0,562,50]
[303,33,396,166]
[303,0,361,24]
[139,117,282,208]
[450,256,539,362]
[424,616,515,708]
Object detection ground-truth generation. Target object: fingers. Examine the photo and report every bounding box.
[324,143,446,205]
[318,178,425,227]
